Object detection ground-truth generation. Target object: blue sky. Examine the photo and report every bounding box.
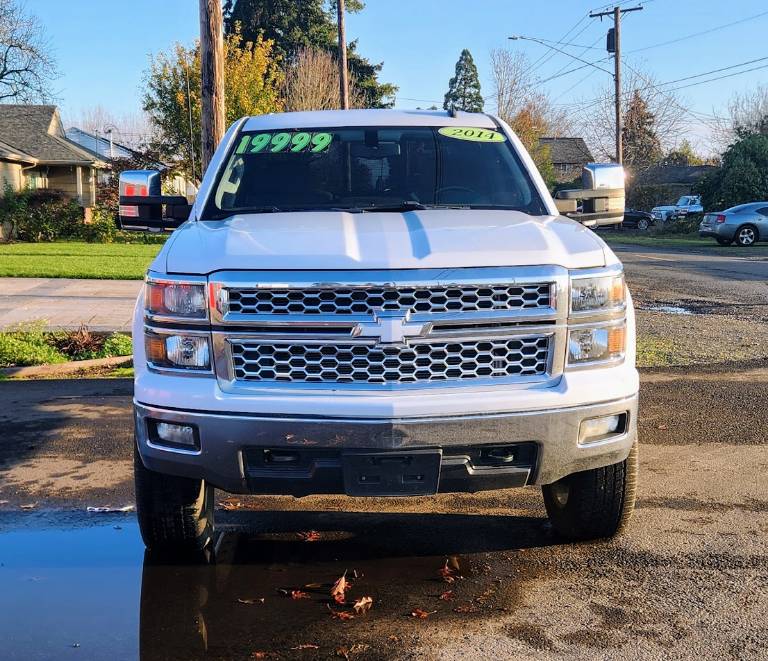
[35,0,768,151]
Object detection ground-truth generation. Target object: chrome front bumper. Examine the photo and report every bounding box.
[134,393,638,494]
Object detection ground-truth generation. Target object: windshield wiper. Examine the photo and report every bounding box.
[353,200,428,212]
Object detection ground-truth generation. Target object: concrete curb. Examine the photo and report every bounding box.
[0,355,132,378]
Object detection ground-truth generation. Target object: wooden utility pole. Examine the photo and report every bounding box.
[613,6,622,165]
[589,4,643,164]
[336,0,349,109]
[199,0,225,173]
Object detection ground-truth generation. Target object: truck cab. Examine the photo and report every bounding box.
[122,110,638,551]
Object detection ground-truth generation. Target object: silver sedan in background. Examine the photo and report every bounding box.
[699,202,768,246]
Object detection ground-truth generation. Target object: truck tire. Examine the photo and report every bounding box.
[134,442,214,551]
[542,442,638,541]
[716,237,732,246]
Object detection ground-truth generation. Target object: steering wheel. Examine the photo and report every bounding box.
[435,186,478,203]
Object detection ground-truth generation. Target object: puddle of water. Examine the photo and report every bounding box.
[643,305,694,315]
[0,511,546,660]
[0,517,143,661]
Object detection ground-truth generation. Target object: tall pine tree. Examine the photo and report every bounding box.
[443,49,483,113]
[622,90,662,169]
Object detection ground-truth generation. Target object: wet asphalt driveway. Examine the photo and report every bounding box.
[1,365,767,660]
[1,244,768,660]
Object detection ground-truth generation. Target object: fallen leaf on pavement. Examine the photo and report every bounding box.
[291,643,319,650]
[219,497,244,510]
[303,582,324,589]
[410,608,436,619]
[335,647,350,659]
[291,590,311,600]
[237,598,265,605]
[297,530,321,542]
[439,559,461,583]
[251,652,267,659]
[331,570,351,604]
[329,609,355,621]
[352,596,373,614]
[439,590,454,601]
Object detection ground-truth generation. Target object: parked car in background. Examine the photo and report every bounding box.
[652,195,703,222]
[699,202,768,246]
[621,209,655,231]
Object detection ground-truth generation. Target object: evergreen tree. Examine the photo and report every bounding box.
[622,90,662,169]
[663,139,703,166]
[223,0,396,108]
[443,49,484,113]
[698,134,768,210]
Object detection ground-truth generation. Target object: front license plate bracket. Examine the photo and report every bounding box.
[342,450,442,496]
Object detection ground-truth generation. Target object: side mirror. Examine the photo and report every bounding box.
[118,170,194,232]
[554,163,625,227]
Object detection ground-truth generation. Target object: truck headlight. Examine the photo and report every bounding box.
[145,331,211,370]
[567,323,626,366]
[146,278,207,319]
[570,272,625,313]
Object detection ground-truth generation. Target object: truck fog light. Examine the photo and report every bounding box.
[579,413,625,444]
[567,324,625,366]
[153,421,198,449]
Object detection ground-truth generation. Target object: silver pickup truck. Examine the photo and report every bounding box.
[120,109,638,553]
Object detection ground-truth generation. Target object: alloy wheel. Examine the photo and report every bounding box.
[737,227,756,246]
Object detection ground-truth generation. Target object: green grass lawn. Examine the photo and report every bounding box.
[601,232,768,254]
[0,242,162,279]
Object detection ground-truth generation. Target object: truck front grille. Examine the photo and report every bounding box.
[229,336,550,385]
[227,283,551,316]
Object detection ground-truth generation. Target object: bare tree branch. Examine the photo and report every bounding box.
[571,66,686,164]
[283,46,364,111]
[0,0,58,103]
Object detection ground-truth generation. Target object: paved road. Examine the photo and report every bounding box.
[1,367,766,660]
[614,245,768,319]
[0,277,141,331]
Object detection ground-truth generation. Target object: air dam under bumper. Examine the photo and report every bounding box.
[134,394,638,495]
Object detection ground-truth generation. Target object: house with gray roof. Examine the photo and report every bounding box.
[538,137,594,183]
[0,104,105,207]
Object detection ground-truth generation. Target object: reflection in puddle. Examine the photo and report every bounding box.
[0,511,548,659]
[643,305,694,315]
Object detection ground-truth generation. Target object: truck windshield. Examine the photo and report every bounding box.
[205,125,547,218]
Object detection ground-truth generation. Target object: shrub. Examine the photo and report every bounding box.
[101,333,133,357]
[1,324,134,367]
[625,184,680,211]
[0,323,67,367]
[655,213,702,235]
[0,187,84,242]
[77,203,119,243]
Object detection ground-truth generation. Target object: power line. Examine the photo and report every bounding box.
[627,9,768,54]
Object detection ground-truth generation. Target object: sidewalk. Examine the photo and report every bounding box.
[0,278,142,332]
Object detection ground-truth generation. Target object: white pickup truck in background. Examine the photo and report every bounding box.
[652,195,704,222]
[119,109,638,553]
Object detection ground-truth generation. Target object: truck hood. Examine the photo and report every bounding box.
[159,209,609,274]
[652,205,677,212]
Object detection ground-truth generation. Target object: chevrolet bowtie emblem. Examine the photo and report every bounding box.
[352,310,430,344]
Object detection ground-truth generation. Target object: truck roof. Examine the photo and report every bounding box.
[242,109,498,131]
